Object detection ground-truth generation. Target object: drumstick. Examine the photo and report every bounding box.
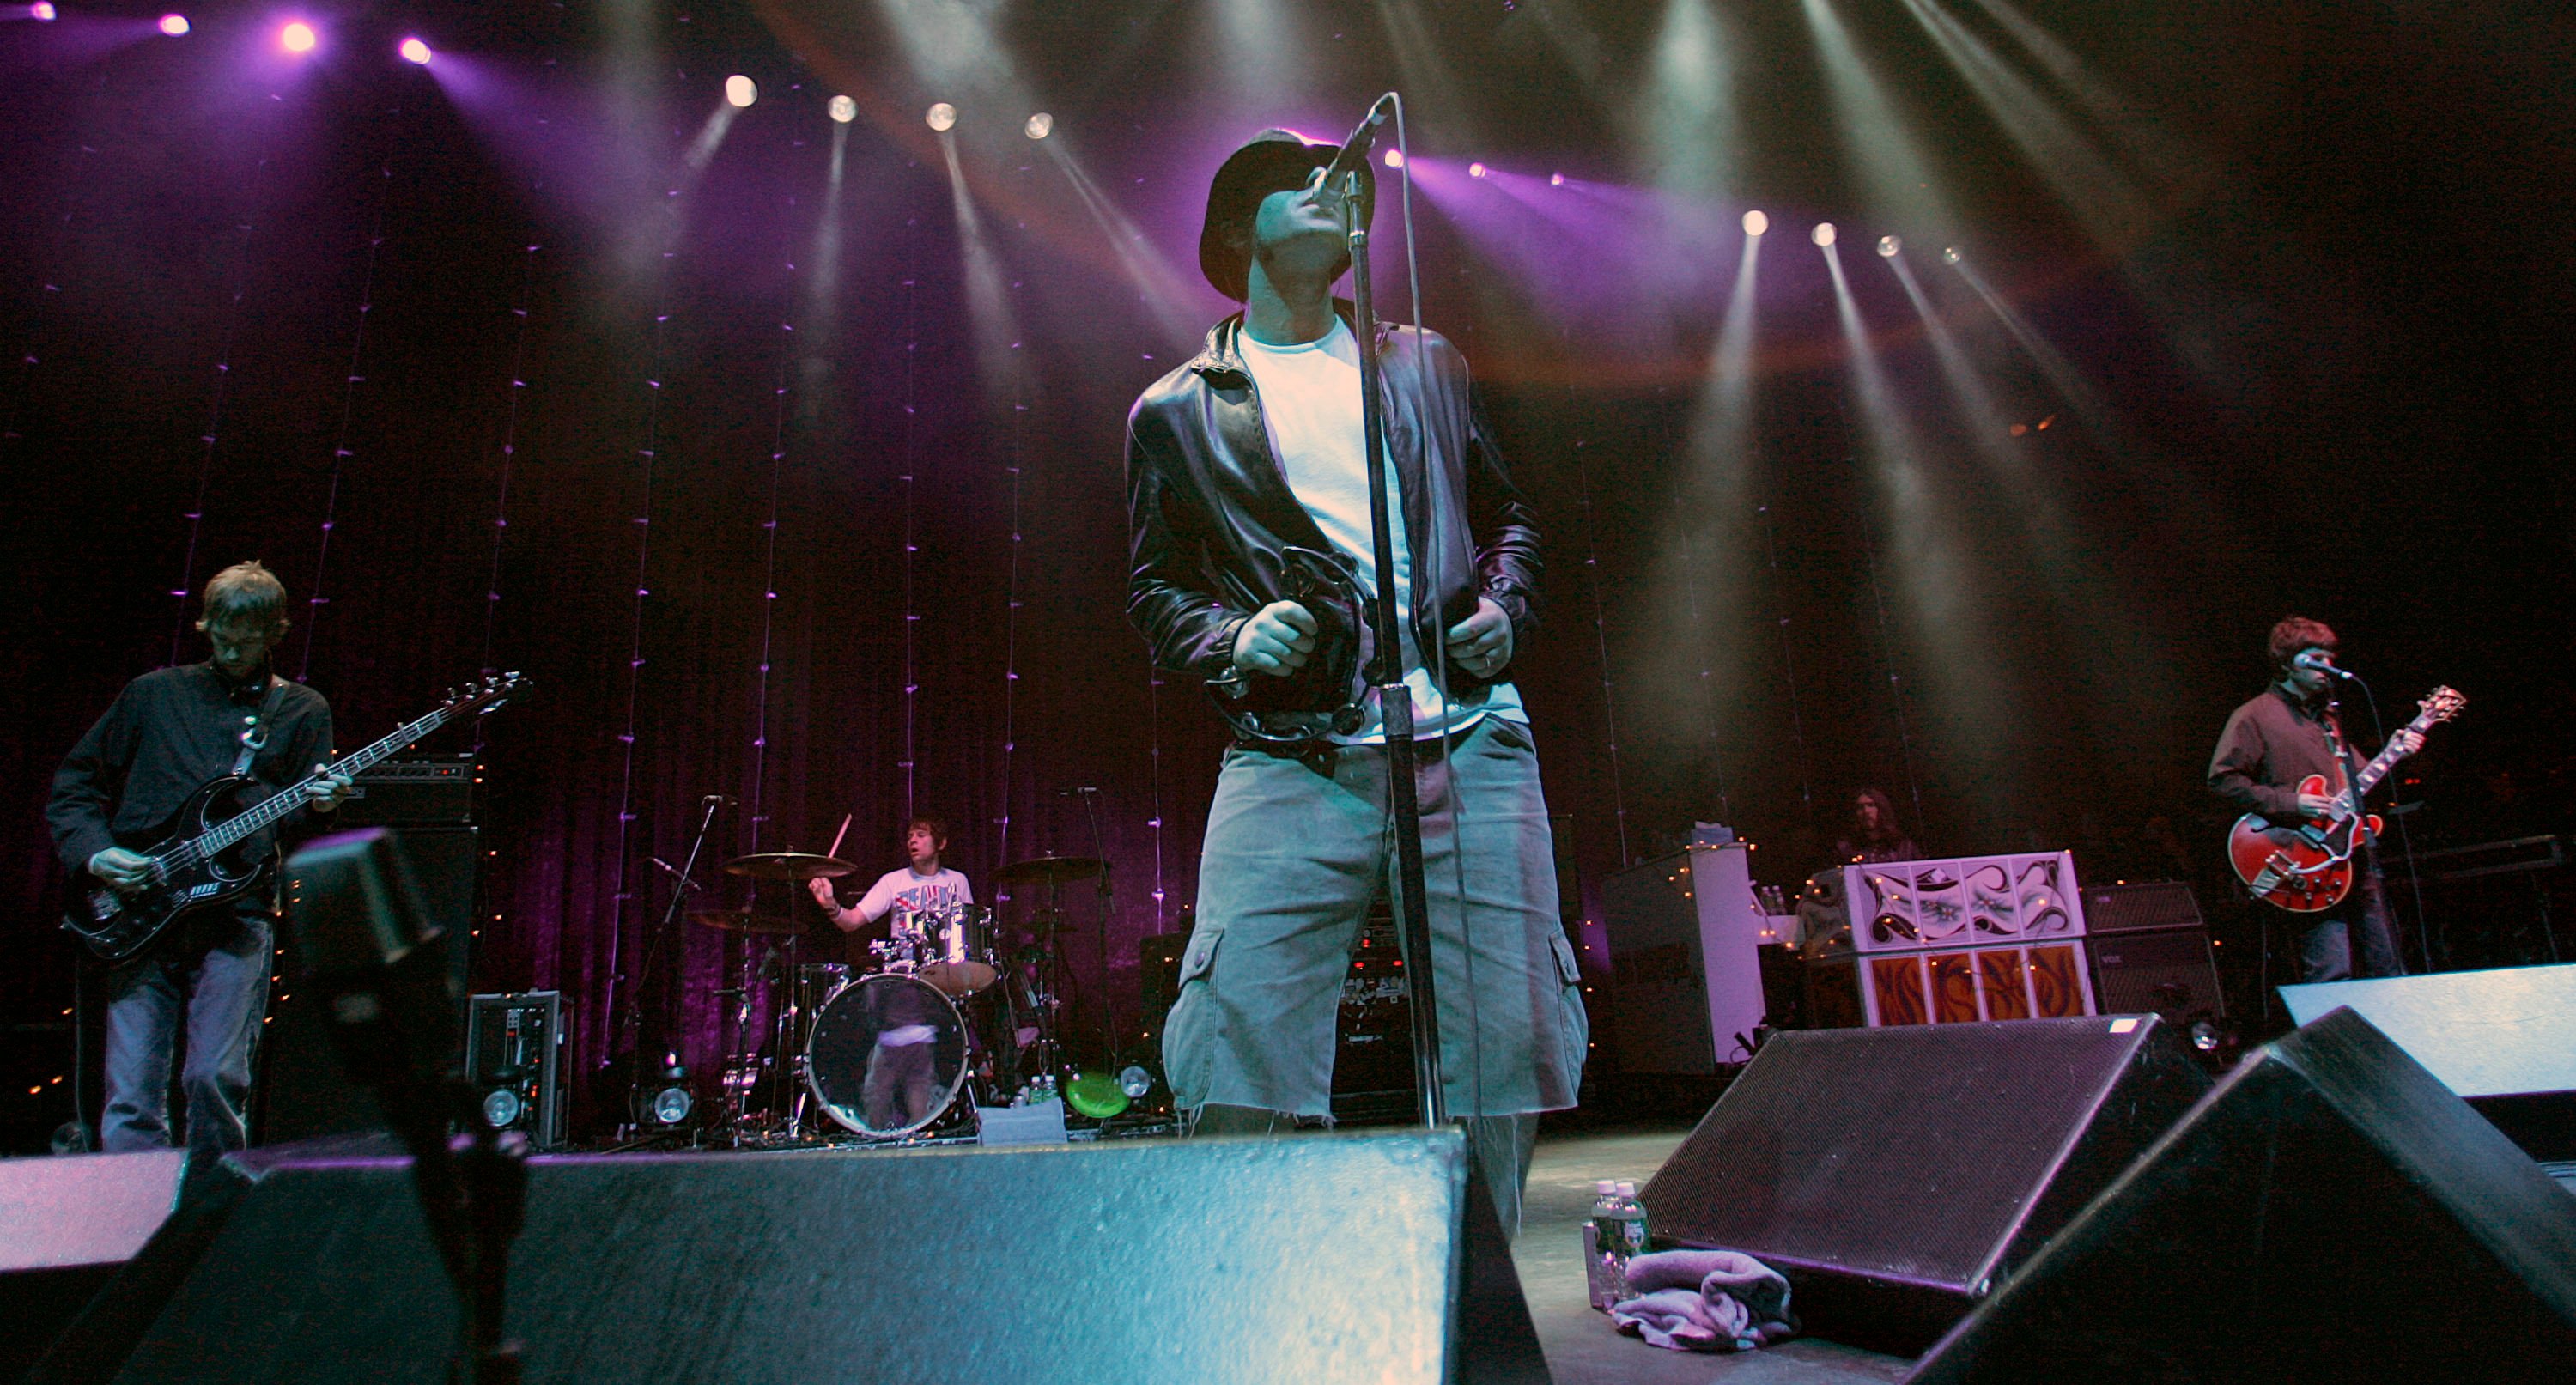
[826,811,852,861]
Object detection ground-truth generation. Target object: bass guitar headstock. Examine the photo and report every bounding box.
[440,671,530,718]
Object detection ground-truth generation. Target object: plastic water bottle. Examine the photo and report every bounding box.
[1609,1180,1650,1260]
[1583,1180,1623,1310]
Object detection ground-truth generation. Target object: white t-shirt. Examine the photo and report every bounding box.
[850,866,972,926]
[1236,316,1527,744]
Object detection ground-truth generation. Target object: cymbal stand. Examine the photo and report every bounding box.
[614,796,724,1134]
[1020,893,1072,1098]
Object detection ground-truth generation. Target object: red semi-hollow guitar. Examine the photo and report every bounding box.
[2226,685,2464,912]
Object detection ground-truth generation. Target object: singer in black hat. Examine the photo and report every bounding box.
[1123,125,1587,1236]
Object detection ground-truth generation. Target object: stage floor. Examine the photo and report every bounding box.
[1516,1122,1913,1385]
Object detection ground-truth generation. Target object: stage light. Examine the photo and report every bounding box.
[30,2,55,20]
[279,20,315,52]
[1812,221,1837,246]
[1550,172,1564,187]
[1382,149,1404,170]
[1742,210,1769,236]
[398,37,429,64]
[925,101,956,131]
[725,75,756,108]
[1877,234,1901,258]
[1942,246,1961,264]
[828,94,855,124]
[1468,161,1488,179]
[1117,1065,1154,1099]
[1024,112,1052,140]
[159,13,189,35]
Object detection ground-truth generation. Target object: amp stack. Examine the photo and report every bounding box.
[1803,852,2098,1029]
[2081,880,2224,1024]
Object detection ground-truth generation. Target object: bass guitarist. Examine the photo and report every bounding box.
[46,561,353,1157]
[2208,616,2421,984]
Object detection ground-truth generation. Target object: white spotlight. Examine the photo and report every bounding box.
[398,37,431,65]
[1811,222,1837,247]
[1550,172,1564,187]
[1877,234,1900,258]
[925,101,957,132]
[828,94,855,125]
[1742,210,1769,237]
[1942,246,1961,264]
[279,20,316,52]
[31,1,56,19]
[1024,112,1053,140]
[725,75,756,109]
[1468,161,1489,179]
[1382,149,1404,170]
[159,13,190,36]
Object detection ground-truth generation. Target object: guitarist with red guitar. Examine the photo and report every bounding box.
[45,562,355,1157]
[2208,616,2461,985]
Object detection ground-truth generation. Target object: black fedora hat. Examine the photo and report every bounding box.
[1198,128,1377,302]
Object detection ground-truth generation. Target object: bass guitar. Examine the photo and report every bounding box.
[2227,684,2464,912]
[65,672,527,962]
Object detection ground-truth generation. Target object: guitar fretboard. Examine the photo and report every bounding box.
[193,703,461,854]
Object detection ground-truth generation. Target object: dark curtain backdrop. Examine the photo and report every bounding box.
[4,1,2569,1145]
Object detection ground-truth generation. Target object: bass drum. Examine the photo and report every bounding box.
[802,973,969,1139]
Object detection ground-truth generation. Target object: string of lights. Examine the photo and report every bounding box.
[993,337,1025,865]
[899,267,920,825]
[297,145,402,682]
[747,279,795,853]
[1759,503,1820,819]
[1570,434,1631,866]
[476,245,540,688]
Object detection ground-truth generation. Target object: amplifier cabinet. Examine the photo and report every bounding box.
[337,754,477,826]
[1603,845,1780,1072]
[1807,940,2097,1029]
[465,992,565,1148]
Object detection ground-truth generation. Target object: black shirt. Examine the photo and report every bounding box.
[47,662,335,875]
[2208,684,2352,822]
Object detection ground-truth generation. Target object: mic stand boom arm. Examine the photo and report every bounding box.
[1340,165,1448,1129]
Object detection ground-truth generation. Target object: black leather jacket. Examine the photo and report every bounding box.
[1124,307,1542,695]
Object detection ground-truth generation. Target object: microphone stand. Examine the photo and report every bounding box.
[1338,160,1448,1129]
[615,795,724,1129]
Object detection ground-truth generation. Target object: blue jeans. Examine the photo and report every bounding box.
[100,905,275,1157]
[2293,872,2404,984]
[1165,715,1588,1121]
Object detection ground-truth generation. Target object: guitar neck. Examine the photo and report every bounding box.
[196,705,457,853]
[2349,712,2435,799]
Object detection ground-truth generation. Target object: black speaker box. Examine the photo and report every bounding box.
[2088,926,2225,1019]
[1640,1015,2209,1350]
[1907,1006,2576,1383]
[257,827,479,1145]
[31,1129,1545,1384]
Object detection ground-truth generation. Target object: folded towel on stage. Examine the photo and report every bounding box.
[1608,1249,1798,1352]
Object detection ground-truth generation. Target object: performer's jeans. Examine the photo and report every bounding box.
[1165,715,1588,1141]
[100,906,275,1157]
[2293,872,2404,983]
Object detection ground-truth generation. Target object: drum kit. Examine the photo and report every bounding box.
[689,849,1114,1144]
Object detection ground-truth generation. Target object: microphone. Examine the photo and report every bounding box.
[1316,93,1396,205]
[702,793,738,806]
[2296,651,2355,681]
[651,856,703,892]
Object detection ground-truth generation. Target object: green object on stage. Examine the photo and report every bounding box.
[1065,1071,1130,1119]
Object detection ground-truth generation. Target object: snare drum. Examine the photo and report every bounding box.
[802,973,969,1139]
[916,902,997,996]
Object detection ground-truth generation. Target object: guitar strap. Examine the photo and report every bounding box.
[231,676,285,777]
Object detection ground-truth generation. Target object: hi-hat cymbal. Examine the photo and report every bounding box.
[690,908,805,936]
[993,854,1107,887]
[722,852,859,882]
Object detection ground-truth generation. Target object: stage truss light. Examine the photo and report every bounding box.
[1812,221,1837,246]
[925,101,956,132]
[1024,112,1053,140]
[1877,234,1901,258]
[725,75,756,108]
[279,20,316,53]
[828,94,855,124]
[159,13,189,36]
[1550,171,1565,187]
[1742,210,1769,236]
[398,37,430,64]
[1468,161,1489,179]
[1942,246,1961,264]
[1382,149,1404,170]
[30,2,56,20]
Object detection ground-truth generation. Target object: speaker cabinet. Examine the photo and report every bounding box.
[464,993,565,1149]
[1906,1007,2576,1383]
[2281,962,2576,1159]
[37,1130,1545,1385]
[1640,1015,2208,1350]
[2088,926,2224,1020]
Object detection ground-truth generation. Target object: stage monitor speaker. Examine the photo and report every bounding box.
[257,826,479,1145]
[33,1130,1546,1385]
[0,1150,185,1382]
[1906,1006,2576,1383]
[2281,961,2576,1160]
[1639,1015,2209,1351]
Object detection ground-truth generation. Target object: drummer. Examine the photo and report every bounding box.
[809,816,973,936]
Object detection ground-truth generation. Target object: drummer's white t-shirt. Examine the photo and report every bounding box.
[852,866,972,925]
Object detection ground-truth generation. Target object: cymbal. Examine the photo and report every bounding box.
[993,854,1107,887]
[690,909,805,936]
[722,852,859,882]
